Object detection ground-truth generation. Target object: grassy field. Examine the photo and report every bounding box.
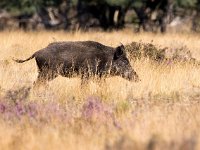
[0,30,200,150]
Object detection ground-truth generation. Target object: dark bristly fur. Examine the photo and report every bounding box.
[13,41,139,85]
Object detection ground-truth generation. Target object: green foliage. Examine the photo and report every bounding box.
[105,0,132,6]
[175,0,197,8]
[81,0,105,5]
[0,0,65,15]
[1,0,199,16]
[131,0,144,8]
[0,0,36,15]
[81,0,133,6]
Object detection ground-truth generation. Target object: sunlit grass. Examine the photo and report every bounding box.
[0,30,200,149]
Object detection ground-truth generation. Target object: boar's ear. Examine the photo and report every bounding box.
[114,44,125,60]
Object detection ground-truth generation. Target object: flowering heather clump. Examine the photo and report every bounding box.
[82,96,113,123]
[5,86,31,103]
[0,99,71,124]
[0,101,6,113]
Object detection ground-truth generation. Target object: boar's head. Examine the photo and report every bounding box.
[111,44,139,82]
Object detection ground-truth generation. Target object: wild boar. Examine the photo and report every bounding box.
[13,41,139,85]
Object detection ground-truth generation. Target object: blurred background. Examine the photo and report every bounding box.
[0,0,200,33]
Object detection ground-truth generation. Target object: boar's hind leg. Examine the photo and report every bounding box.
[34,70,58,87]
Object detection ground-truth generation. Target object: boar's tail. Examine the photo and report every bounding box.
[12,53,35,63]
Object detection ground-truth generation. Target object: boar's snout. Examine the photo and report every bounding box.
[122,70,140,82]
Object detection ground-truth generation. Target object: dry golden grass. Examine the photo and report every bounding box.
[0,30,200,150]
